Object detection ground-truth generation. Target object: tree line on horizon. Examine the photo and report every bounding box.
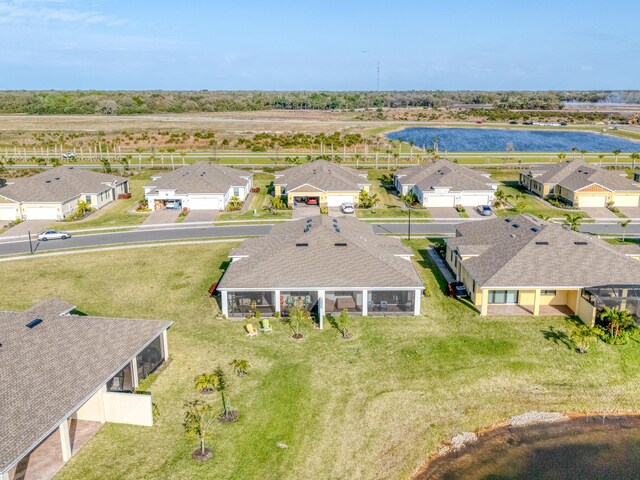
[0,90,638,115]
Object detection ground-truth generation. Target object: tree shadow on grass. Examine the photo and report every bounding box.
[541,325,575,350]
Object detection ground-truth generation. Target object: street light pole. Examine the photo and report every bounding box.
[28,231,33,254]
[408,206,411,241]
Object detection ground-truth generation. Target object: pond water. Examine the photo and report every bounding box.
[417,416,640,480]
[386,127,640,152]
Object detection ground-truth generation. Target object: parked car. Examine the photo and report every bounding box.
[476,205,493,216]
[448,281,468,299]
[509,121,518,125]
[341,202,355,214]
[37,230,71,241]
[165,201,181,209]
[475,121,483,124]
[307,197,319,205]
[62,152,75,159]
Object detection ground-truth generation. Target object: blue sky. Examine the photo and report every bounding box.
[0,0,638,90]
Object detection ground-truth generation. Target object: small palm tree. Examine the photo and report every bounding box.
[194,373,217,395]
[571,147,578,160]
[630,152,639,169]
[613,149,621,167]
[213,366,233,418]
[563,212,584,231]
[557,153,567,161]
[599,307,636,339]
[580,149,587,161]
[598,154,605,167]
[230,359,251,377]
[571,323,596,354]
[619,219,631,241]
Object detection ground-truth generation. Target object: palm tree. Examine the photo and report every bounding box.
[570,323,596,354]
[618,219,631,241]
[580,149,587,161]
[557,153,567,161]
[563,212,584,231]
[571,147,578,160]
[598,154,605,167]
[630,152,639,169]
[613,149,621,167]
[230,359,251,377]
[194,373,217,395]
[599,307,636,339]
[213,366,232,418]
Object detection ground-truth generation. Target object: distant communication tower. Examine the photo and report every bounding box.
[376,61,380,91]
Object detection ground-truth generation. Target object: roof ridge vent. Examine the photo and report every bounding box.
[296,242,308,247]
[574,241,588,245]
[26,318,43,329]
[335,242,347,247]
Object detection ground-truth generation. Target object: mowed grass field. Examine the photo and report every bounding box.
[2,241,640,479]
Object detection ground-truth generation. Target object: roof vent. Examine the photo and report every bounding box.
[306,218,313,223]
[531,227,540,232]
[45,180,51,183]
[295,242,308,247]
[335,242,347,247]
[26,318,43,329]
[505,218,512,223]
[574,241,588,245]
[334,227,341,233]
[55,177,60,180]
[512,223,520,228]
[535,241,549,245]
[304,225,312,233]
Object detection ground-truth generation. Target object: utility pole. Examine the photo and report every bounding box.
[376,61,380,91]
[28,231,33,254]
[408,207,411,241]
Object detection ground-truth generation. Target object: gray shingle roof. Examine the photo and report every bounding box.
[0,167,127,203]
[218,216,423,290]
[395,160,497,193]
[274,160,369,192]
[146,162,252,194]
[0,301,172,474]
[446,215,640,288]
[531,160,640,192]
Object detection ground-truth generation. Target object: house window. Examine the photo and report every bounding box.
[367,290,415,316]
[541,290,557,296]
[488,290,519,304]
[233,188,240,197]
[85,195,91,202]
[228,291,275,317]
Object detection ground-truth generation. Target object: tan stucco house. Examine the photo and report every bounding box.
[445,214,640,323]
[144,162,252,211]
[0,167,128,222]
[217,215,424,326]
[0,299,172,480]
[272,160,370,208]
[394,160,498,207]
[519,160,640,208]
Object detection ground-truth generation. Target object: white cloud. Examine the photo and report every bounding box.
[0,0,125,26]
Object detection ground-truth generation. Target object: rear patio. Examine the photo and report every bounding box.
[487,304,574,317]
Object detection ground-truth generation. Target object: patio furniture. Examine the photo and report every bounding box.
[260,319,272,332]
[245,323,258,337]
[380,301,388,311]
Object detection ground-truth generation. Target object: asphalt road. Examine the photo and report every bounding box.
[0,221,636,257]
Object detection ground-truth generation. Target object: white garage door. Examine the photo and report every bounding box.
[0,205,18,221]
[189,196,222,210]
[458,194,492,207]
[612,195,639,207]
[327,195,355,207]
[424,194,455,207]
[577,195,607,208]
[24,206,59,220]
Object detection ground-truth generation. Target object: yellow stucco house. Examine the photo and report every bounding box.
[519,160,640,208]
[445,214,640,324]
[272,160,370,208]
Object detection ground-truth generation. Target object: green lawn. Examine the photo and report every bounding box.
[216,172,292,221]
[356,169,431,219]
[47,171,153,231]
[494,181,582,219]
[1,241,640,479]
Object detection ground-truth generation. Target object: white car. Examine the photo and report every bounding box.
[62,152,75,159]
[341,202,355,214]
[37,230,71,241]
[165,201,181,209]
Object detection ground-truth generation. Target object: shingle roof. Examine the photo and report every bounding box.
[395,160,497,192]
[218,216,423,290]
[446,214,640,288]
[531,160,640,192]
[146,162,252,194]
[0,301,172,474]
[0,167,127,203]
[274,160,369,192]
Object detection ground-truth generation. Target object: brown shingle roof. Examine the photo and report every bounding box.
[0,301,172,474]
[218,216,423,290]
[532,160,640,192]
[0,167,127,203]
[395,160,497,193]
[274,160,369,192]
[146,162,252,194]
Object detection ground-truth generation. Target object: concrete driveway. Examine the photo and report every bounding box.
[580,207,617,219]
[184,210,218,223]
[0,219,51,238]
[143,209,181,225]
[428,207,459,219]
[293,205,320,219]
[618,207,640,219]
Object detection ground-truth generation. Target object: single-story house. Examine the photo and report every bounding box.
[144,162,252,211]
[0,167,128,222]
[519,160,640,207]
[216,215,424,326]
[445,214,640,323]
[0,299,172,480]
[393,160,498,207]
[272,160,370,208]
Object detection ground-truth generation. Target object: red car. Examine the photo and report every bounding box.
[307,197,319,205]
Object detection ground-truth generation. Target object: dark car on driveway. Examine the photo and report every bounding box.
[448,281,468,299]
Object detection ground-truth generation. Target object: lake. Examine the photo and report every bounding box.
[386,127,640,152]
[417,416,640,480]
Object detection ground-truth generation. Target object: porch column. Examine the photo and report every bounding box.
[221,291,229,317]
[533,289,541,316]
[317,290,325,329]
[362,289,368,316]
[621,288,628,310]
[480,289,489,316]
[161,330,169,362]
[2,470,10,480]
[131,357,139,389]
[413,289,422,315]
[59,418,72,462]
[274,290,281,314]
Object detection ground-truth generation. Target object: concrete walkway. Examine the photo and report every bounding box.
[143,209,180,225]
[184,210,218,223]
[0,220,50,237]
[426,246,455,283]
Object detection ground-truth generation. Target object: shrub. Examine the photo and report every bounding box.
[320,206,328,214]
[117,192,132,200]
[136,199,150,212]
[273,311,281,318]
[455,204,465,213]
[250,187,261,193]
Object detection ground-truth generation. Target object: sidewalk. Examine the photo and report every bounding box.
[426,246,455,283]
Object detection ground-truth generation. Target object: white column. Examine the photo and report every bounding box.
[161,330,169,362]
[131,358,139,389]
[362,289,368,316]
[413,289,421,315]
[317,290,325,329]
[2,470,10,480]
[98,386,107,423]
[221,291,229,316]
[533,289,541,316]
[480,289,489,316]
[59,419,72,462]
[274,290,281,314]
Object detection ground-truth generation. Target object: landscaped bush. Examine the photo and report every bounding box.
[117,192,132,200]
[250,187,261,193]
[320,206,328,214]
[547,194,577,209]
[136,199,151,212]
[455,204,466,213]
